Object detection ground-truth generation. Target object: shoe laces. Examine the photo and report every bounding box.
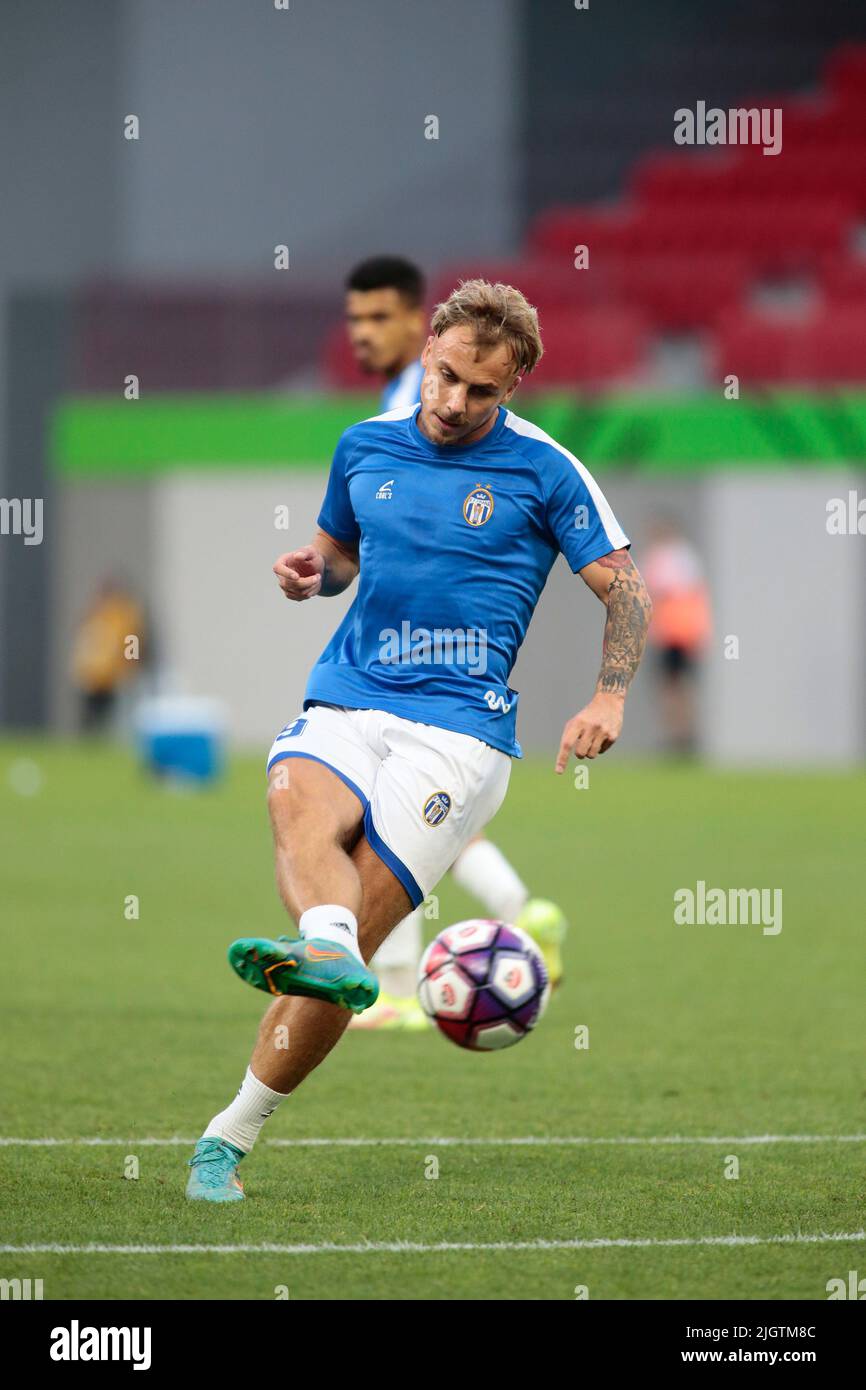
[188,1138,241,1182]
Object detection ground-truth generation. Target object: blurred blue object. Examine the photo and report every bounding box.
[134,695,226,784]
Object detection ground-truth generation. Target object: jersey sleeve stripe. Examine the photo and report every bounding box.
[503,410,630,551]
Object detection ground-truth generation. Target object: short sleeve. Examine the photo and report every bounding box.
[543,448,630,573]
[317,431,361,547]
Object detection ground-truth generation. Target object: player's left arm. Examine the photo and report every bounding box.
[554,549,653,770]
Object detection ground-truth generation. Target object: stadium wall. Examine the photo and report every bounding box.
[117,0,521,275]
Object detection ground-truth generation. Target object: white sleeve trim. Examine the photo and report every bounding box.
[503,410,630,551]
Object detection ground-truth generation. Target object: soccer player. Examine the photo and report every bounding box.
[642,515,712,757]
[345,254,427,413]
[186,279,652,1201]
[344,255,568,1030]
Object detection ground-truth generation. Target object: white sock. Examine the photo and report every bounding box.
[203,1066,289,1154]
[299,903,363,963]
[374,906,423,997]
[451,838,529,923]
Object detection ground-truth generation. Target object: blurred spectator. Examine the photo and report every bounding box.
[643,518,712,756]
[70,578,147,733]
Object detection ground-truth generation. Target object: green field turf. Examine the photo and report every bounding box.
[1,738,864,1301]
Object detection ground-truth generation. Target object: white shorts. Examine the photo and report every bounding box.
[266,704,512,907]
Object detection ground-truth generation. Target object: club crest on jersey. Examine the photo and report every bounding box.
[422,790,452,826]
[463,485,494,528]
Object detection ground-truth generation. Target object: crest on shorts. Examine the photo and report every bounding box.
[423,790,452,826]
[463,486,494,528]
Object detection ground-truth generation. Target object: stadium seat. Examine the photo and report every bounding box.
[714,306,866,385]
[431,260,605,314]
[823,43,866,105]
[527,206,632,260]
[607,254,749,331]
[819,257,866,305]
[319,37,866,392]
[522,307,649,391]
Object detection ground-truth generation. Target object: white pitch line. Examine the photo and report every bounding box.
[0,1232,864,1256]
[269,1134,866,1148]
[1,1134,866,1148]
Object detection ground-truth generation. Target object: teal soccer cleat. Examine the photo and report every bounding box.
[186,1137,246,1203]
[227,935,379,1014]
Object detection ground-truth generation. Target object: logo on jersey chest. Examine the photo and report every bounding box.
[463,485,494,528]
[376,479,394,500]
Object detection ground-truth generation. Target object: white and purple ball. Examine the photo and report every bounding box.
[417,918,550,1051]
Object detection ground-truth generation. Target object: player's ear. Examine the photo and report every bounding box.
[420,335,435,365]
[501,373,522,403]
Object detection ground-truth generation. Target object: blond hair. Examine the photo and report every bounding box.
[430,278,543,376]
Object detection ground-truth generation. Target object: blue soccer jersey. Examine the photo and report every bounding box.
[305,402,629,757]
[380,359,424,411]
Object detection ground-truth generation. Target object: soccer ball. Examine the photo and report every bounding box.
[417,919,550,1051]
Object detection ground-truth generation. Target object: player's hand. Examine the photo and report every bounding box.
[273,547,325,601]
[555,693,624,771]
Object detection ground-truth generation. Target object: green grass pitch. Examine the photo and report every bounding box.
[1,738,864,1300]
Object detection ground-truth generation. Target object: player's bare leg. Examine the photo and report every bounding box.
[250,832,411,1092]
[187,762,411,1200]
[266,756,366,919]
[348,902,428,1030]
[227,757,381,1010]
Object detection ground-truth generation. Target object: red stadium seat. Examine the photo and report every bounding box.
[819,256,866,304]
[807,309,866,383]
[713,310,805,384]
[318,38,866,393]
[635,146,866,215]
[823,44,866,106]
[524,308,649,391]
[527,206,633,260]
[607,253,749,331]
[630,152,741,204]
[431,259,605,314]
[713,306,866,385]
[629,201,851,273]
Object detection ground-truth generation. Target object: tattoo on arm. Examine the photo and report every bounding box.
[595,551,653,696]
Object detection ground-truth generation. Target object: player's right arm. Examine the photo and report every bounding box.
[273,529,359,601]
[273,427,362,601]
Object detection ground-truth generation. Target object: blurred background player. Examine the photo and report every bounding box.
[643,516,712,757]
[344,254,567,1029]
[70,576,147,735]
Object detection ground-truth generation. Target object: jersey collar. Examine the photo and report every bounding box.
[410,403,507,456]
